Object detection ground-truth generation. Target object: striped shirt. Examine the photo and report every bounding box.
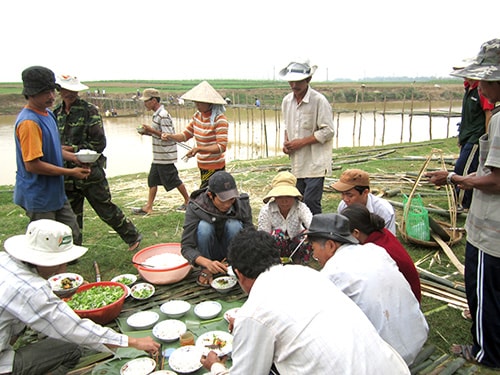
[183,111,228,170]
[0,253,127,373]
[151,105,177,165]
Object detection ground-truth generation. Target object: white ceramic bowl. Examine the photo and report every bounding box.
[194,301,222,320]
[168,346,203,374]
[120,357,156,375]
[152,319,187,342]
[130,282,155,300]
[75,149,100,163]
[211,276,237,294]
[160,300,191,318]
[111,274,137,286]
[48,272,84,298]
[126,310,159,330]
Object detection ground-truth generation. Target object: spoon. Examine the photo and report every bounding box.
[131,261,156,268]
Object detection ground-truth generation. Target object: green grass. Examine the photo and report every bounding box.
[2,137,495,373]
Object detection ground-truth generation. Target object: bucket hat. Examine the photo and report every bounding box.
[263,171,302,203]
[141,88,160,101]
[331,169,370,192]
[56,74,89,92]
[451,38,500,81]
[278,60,317,82]
[304,213,359,244]
[4,219,88,267]
[208,171,239,202]
[181,81,226,105]
[22,66,60,96]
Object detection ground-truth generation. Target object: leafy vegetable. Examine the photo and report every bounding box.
[66,286,123,310]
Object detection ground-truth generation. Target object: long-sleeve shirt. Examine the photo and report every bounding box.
[0,253,127,374]
[281,86,334,178]
[257,199,312,239]
[209,265,410,375]
[321,243,429,365]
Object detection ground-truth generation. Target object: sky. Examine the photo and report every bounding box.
[1,0,499,83]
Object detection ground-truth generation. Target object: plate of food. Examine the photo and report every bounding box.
[195,330,233,357]
[168,345,203,374]
[211,276,237,294]
[48,272,84,298]
[111,274,137,286]
[152,319,187,342]
[130,282,155,300]
[120,357,156,375]
[223,307,240,323]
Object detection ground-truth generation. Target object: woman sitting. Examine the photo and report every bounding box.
[258,171,313,263]
[341,203,421,302]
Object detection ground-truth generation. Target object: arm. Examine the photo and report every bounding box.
[426,168,500,194]
[25,158,90,179]
[257,204,272,232]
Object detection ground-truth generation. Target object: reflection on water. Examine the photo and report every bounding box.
[0,107,460,186]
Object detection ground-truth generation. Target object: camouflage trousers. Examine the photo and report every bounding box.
[65,165,139,246]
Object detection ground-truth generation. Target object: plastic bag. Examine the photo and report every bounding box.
[403,194,430,241]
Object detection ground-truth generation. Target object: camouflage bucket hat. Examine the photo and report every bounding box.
[451,39,500,81]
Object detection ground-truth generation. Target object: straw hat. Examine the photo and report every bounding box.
[278,60,317,82]
[263,171,302,203]
[4,219,88,267]
[56,74,89,92]
[181,81,226,105]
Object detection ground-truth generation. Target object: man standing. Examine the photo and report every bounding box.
[134,88,189,214]
[54,74,142,251]
[201,229,410,374]
[426,38,500,369]
[14,66,89,244]
[279,60,334,214]
[181,171,253,286]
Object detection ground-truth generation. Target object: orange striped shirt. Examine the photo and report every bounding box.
[183,111,228,170]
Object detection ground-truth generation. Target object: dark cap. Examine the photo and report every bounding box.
[304,213,359,244]
[208,171,239,202]
[22,66,60,96]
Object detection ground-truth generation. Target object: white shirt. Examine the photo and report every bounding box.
[211,264,409,375]
[257,200,312,239]
[338,193,396,234]
[282,86,334,178]
[0,253,127,374]
[321,243,429,365]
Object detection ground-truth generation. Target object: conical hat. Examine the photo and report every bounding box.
[181,81,226,105]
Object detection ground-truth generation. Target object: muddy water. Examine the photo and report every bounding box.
[0,105,460,186]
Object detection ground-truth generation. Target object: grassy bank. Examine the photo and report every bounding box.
[2,136,492,372]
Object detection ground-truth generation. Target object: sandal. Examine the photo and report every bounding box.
[451,344,476,362]
[196,269,213,287]
[461,309,472,320]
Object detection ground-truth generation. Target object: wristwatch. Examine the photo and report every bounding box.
[447,172,457,185]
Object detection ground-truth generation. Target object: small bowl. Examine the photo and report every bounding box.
[194,301,222,320]
[75,149,100,163]
[111,274,137,286]
[48,272,84,298]
[130,282,155,300]
[126,310,159,330]
[152,319,187,342]
[168,346,203,374]
[211,276,237,294]
[160,300,191,318]
[136,126,146,135]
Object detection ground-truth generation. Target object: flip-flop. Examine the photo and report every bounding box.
[132,208,150,215]
[128,234,143,252]
[451,344,476,362]
[196,269,213,288]
[461,309,472,320]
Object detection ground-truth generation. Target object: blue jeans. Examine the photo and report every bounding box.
[197,219,243,261]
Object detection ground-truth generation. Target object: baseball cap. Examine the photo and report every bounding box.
[331,169,370,192]
[208,171,239,202]
[141,88,160,101]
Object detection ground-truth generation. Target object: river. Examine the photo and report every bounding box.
[0,106,460,186]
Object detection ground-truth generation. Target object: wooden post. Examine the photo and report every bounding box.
[428,96,433,140]
[381,96,387,146]
[400,94,406,143]
[358,84,365,147]
[409,90,414,143]
[353,91,358,147]
[335,112,340,149]
[446,96,453,138]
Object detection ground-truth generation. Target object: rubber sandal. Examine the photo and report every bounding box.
[132,208,150,215]
[451,344,476,362]
[196,269,213,287]
[461,309,472,320]
[128,234,143,252]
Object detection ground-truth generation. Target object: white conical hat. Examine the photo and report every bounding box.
[181,81,226,105]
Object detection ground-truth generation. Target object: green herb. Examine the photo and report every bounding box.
[66,286,123,310]
[132,287,153,299]
[115,277,133,285]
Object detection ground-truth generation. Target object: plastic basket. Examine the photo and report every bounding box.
[403,194,430,241]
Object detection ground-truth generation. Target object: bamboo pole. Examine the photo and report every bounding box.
[409,90,415,142]
[400,93,406,143]
[382,96,387,145]
[428,96,433,140]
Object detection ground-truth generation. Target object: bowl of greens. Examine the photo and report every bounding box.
[130,282,155,300]
[65,281,127,324]
[111,274,137,286]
